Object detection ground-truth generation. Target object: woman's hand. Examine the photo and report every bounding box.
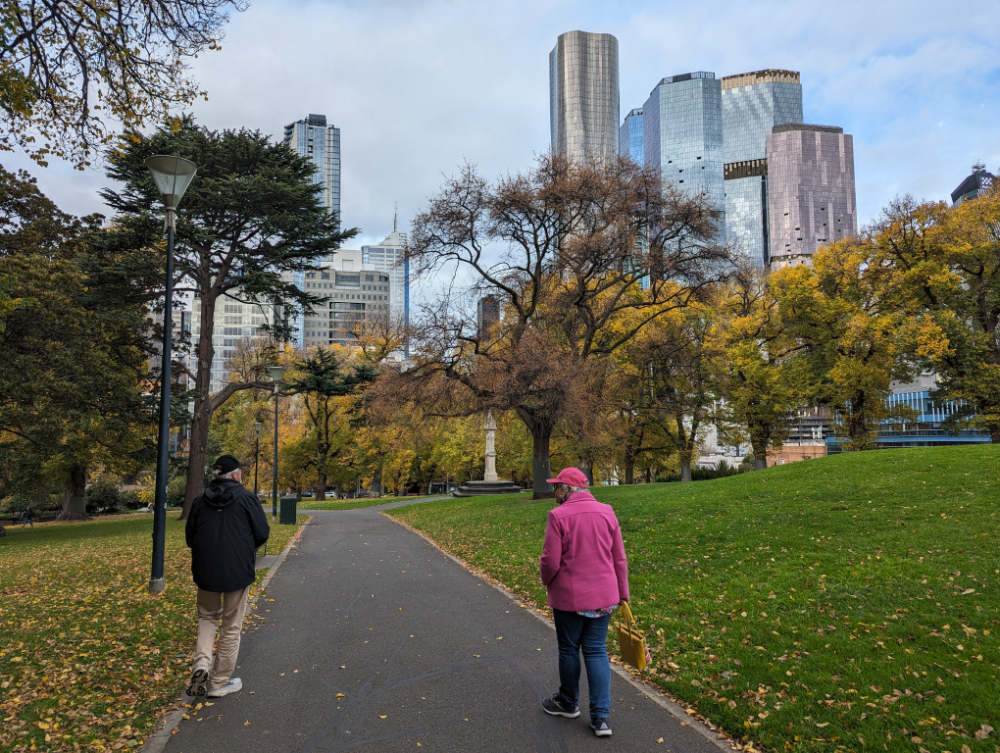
[619,598,629,607]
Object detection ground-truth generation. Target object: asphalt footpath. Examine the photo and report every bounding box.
[161,500,726,753]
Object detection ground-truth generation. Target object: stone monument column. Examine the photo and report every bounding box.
[484,412,498,482]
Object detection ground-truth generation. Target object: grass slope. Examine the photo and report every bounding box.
[0,512,305,752]
[391,445,1000,753]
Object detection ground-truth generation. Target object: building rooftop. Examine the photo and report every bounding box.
[951,163,995,205]
[653,72,715,94]
[720,69,800,90]
[771,123,843,135]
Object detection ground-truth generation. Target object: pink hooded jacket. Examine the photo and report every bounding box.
[539,490,629,612]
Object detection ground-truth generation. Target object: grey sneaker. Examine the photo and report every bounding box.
[542,694,580,718]
[186,665,210,697]
[207,677,242,698]
[590,718,612,737]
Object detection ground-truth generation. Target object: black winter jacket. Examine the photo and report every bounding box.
[185,479,270,593]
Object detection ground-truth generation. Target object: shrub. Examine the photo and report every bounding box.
[165,477,186,508]
[1,494,31,514]
[86,479,122,514]
[135,489,155,507]
[120,491,143,510]
[656,461,748,483]
[37,494,64,512]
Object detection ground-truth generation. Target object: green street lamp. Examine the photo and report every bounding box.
[145,155,197,594]
[268,365,286,520]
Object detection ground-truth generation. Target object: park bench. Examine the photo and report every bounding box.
[1,511,59,526]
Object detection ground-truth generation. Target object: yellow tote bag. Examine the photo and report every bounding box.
[615,602,647,671]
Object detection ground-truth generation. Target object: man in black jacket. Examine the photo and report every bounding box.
[185,454,269,698]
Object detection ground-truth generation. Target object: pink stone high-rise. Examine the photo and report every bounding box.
[766,124,857,269]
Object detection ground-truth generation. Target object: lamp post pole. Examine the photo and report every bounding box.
[253,421,263,501]
[144,155,196,594]
[268,365,285,520]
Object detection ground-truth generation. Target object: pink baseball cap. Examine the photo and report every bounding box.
[546,467,589,487]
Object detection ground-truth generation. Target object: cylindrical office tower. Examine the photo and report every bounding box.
[549,31,619,164]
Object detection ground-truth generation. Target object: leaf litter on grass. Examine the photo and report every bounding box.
[0,512,304,752]
[391,445,1000,753]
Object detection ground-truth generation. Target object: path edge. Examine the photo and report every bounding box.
[138,517,311,753]
[383,512,738,753]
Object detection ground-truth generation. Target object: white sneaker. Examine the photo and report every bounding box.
[186,665,210,697]
[207,678,242,698]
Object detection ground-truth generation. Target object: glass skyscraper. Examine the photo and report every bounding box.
[283,113,341,218]
[619,107,643,163]
[643,72,725,233]
[550,31,619,163]
[720,70,803,265]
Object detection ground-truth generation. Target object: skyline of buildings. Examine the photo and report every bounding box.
[188,112,409,391]
[549,30,858,269]
[177,34,981,398]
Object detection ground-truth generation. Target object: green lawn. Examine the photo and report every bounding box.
[0,510,306,752]
[299,495,432,511]
[390,445,1000,753]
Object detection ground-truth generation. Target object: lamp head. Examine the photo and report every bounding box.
[144,155,197,213]
[267,365,286,382]
[253,421,263,434]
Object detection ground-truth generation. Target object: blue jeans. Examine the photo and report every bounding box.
[552,608,612,720]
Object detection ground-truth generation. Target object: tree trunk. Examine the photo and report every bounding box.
[625,465,634,485]
[64,464,88,519]
[991,425,1000,444]
[182,381,268,519]
[182,287,218,520]
[316,471,327,501]
[372,465,383,497]
[754,455,767,471]
[531,427,554,499]
[676,414,697,482]
[183,395,211,519]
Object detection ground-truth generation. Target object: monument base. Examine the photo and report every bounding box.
[452,479,523,498]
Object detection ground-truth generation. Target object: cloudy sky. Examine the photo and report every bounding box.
[8,0,1000,256]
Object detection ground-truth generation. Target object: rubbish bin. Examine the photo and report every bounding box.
[280,496,297,525]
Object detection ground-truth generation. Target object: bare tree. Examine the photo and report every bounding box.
[400,153,731,497]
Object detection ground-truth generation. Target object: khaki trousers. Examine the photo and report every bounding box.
[192,586,251,689]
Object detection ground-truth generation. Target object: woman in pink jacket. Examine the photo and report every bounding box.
[539,467,629,738]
